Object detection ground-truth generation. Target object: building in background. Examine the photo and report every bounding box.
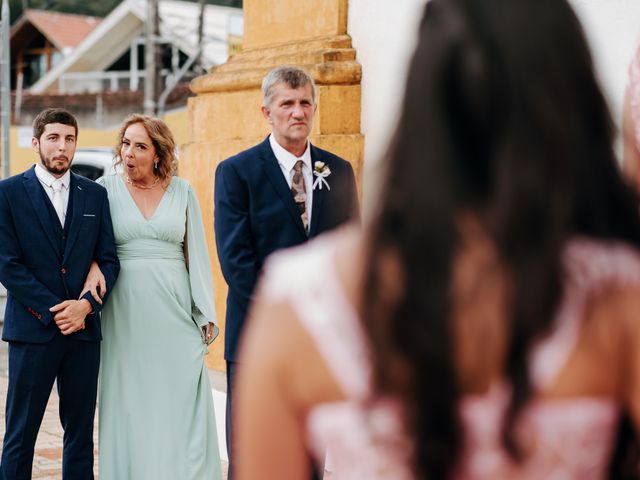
[29,0,243,95]
[10,9,102,91]
[8,0,243,128]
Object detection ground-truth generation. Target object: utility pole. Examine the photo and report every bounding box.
[153,0,161,110]
[1,0,10,179]
[144,0,158,115]
[196,0,205,72]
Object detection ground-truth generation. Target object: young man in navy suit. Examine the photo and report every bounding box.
[215,65,360,479]
[0,108,119,479]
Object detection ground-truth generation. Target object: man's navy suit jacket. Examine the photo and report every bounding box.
[215,137,360,361]
[0,166,120,343]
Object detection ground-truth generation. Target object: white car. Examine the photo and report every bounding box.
[71,147,119,181]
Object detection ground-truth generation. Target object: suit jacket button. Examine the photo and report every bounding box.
[60,267,66,274]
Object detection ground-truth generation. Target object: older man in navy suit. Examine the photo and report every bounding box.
[215,65,360,479]
[0,108,119,479]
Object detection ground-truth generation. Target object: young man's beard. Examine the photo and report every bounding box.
[40,152,71,176]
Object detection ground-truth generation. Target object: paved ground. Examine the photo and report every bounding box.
[0,373,99,479]
[0,334,332,479]
[0,338,229,479]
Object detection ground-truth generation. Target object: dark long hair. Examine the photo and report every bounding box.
[362,0,640,477]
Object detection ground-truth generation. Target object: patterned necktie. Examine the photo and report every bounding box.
[51,179,65,226]
[291,160,309,233]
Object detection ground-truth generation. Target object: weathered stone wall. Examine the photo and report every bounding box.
[181,0,363,370]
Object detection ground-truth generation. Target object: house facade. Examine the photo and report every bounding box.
[8,0,243,128]
[10,9,101,91]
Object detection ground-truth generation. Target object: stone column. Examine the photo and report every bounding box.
[181,0,363,370]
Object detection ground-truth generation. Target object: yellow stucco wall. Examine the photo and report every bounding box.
[243,0,347,49]
[7,110,189,176]
[182,0,363,372]
[9,126,116,176]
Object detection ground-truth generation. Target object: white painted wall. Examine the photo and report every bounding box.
[348,0,640,204]
[570,0,640,154]
[347,0,427,209]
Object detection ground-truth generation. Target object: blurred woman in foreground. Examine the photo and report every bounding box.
[236,0,640,478]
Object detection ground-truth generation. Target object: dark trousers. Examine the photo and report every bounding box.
[226,360,236,480]
[0,332,100,480]
[226,360,323,480]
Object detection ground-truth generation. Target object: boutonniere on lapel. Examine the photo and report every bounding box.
[312,161,331,191]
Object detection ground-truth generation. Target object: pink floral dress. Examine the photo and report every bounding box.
[260,234,640,479]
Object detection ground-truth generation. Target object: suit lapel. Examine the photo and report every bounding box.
[63,174,85,262]
[309,145,326,237]
[259,139,308,238]
[22,166,59,253]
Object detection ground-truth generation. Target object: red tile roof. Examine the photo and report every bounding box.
[21,9,102,49]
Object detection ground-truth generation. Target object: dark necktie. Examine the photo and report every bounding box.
[291,160,309,233]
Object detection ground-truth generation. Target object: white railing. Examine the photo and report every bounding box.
[59,69,186,95]
[59,70,145,94]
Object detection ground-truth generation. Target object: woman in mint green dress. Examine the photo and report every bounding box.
[88,114,222,480]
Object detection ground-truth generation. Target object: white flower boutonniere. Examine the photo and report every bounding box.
[313,161,331,190]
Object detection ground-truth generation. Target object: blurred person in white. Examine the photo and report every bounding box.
[624,43,640,191]
[235,0,640,479]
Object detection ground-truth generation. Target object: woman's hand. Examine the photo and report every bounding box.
[202,322,216,345]
[81,261,106,305]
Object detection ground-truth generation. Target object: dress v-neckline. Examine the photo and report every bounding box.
[119,174,172,222]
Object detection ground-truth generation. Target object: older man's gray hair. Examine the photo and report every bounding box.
[261,65,316,107]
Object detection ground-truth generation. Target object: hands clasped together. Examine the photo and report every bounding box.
[50,261,106,335]
[54,261,216,341]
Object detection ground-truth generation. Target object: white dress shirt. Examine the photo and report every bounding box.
[35,163,71,226]
[269,134,313,224]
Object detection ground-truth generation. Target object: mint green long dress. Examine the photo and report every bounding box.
[97,175,222,480]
